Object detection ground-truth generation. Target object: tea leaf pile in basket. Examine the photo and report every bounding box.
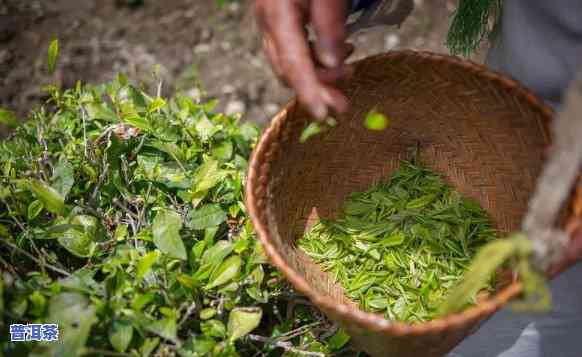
[0,75,352,356]
[298,160,497,322]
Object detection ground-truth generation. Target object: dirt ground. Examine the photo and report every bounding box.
[1,0,470,134]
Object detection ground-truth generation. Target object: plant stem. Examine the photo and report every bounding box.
[247,334,326,357]
[0,239,71,277]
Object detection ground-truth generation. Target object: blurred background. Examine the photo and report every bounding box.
[0,0,463,128]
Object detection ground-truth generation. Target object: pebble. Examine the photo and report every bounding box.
[225,100,246,115]
[194,43,211,54]
[384,34,400,51]
[265,103,279,116]
[221,84,236,94]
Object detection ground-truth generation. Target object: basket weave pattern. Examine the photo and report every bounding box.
[246,51,576,356]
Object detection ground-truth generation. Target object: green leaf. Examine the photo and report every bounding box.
[200,307,217,320]
[28,179,65,215]
[364,110,390,131]
[196,116,219,141]
[201,319,226,339]
[47,38,59,74]
[192,159,225,193]
[146,317,178,343]
[327,328,351,351]
[212,140,233,161]
[46,293,97,357]
[85,102,118,122]
[0,108,18,128]
[109,319,133,353]
[148,97,167,113]
[152,209,187,260]
[201,240,233,267]
[27,200,44,221]
[227,307,262,342]
[57,215,99,258]
[128,85,147,108]
[136,251,160,281]
[299,122,322,143]
[52,159,75,198]
[179,335,216,356]
[206,255,241,289]
[189,204,227,230]
[139,338,160,357]
[114,224,128,241]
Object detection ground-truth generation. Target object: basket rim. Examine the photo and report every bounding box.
[245,50,558,335]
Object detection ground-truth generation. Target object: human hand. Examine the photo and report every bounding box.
[255,0,354,120]
[547,219,582,278]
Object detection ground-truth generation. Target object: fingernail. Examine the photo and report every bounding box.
[317,45,341,68]
[312,100,328,119]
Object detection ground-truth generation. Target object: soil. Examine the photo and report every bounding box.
[0,0,476,136]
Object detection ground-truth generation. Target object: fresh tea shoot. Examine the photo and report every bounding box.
[298,160,497,322]
[364,110,390,131]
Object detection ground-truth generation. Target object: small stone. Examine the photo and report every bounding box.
[384,34,400,51]
[221,41,232,51]
[201,29,212,41]
[265,103,279,116]
[221,84,236,94]
[228,2,241,12]
[194,43,211,54]
[225,100,246,115]
[250,56,263,68]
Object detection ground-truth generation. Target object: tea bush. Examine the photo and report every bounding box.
[0,76,351,356]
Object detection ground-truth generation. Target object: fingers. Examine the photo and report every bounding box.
[269,2,332,118]
[310,0,349,68]
[256,0,352,119]
[264,37,354,88]
[263,35,285,80]
[317,65,354,84]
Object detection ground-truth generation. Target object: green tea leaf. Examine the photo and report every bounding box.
[201,319,226,339]
[152,209,187,260]
[192,159,224,193]
[27,200,44,221]
[200,307,217,320]
[212,140,234,161]
[206,255,241,289]
[47,38,59,74]
[136,251,160,281]
[300,122,322,143]
[28,179,65,215]
[52,159,75,199]
[109,319,133,353]
[58,215,99,258]
[327,329,351,351]
[227,307,262,342]
[364,110,390,131]
[146,317,178,343]
[189,204,227,230]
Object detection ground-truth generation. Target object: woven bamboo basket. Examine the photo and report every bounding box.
[245,51,579,357]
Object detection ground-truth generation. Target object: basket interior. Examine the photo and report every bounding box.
[262,54,550,308]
